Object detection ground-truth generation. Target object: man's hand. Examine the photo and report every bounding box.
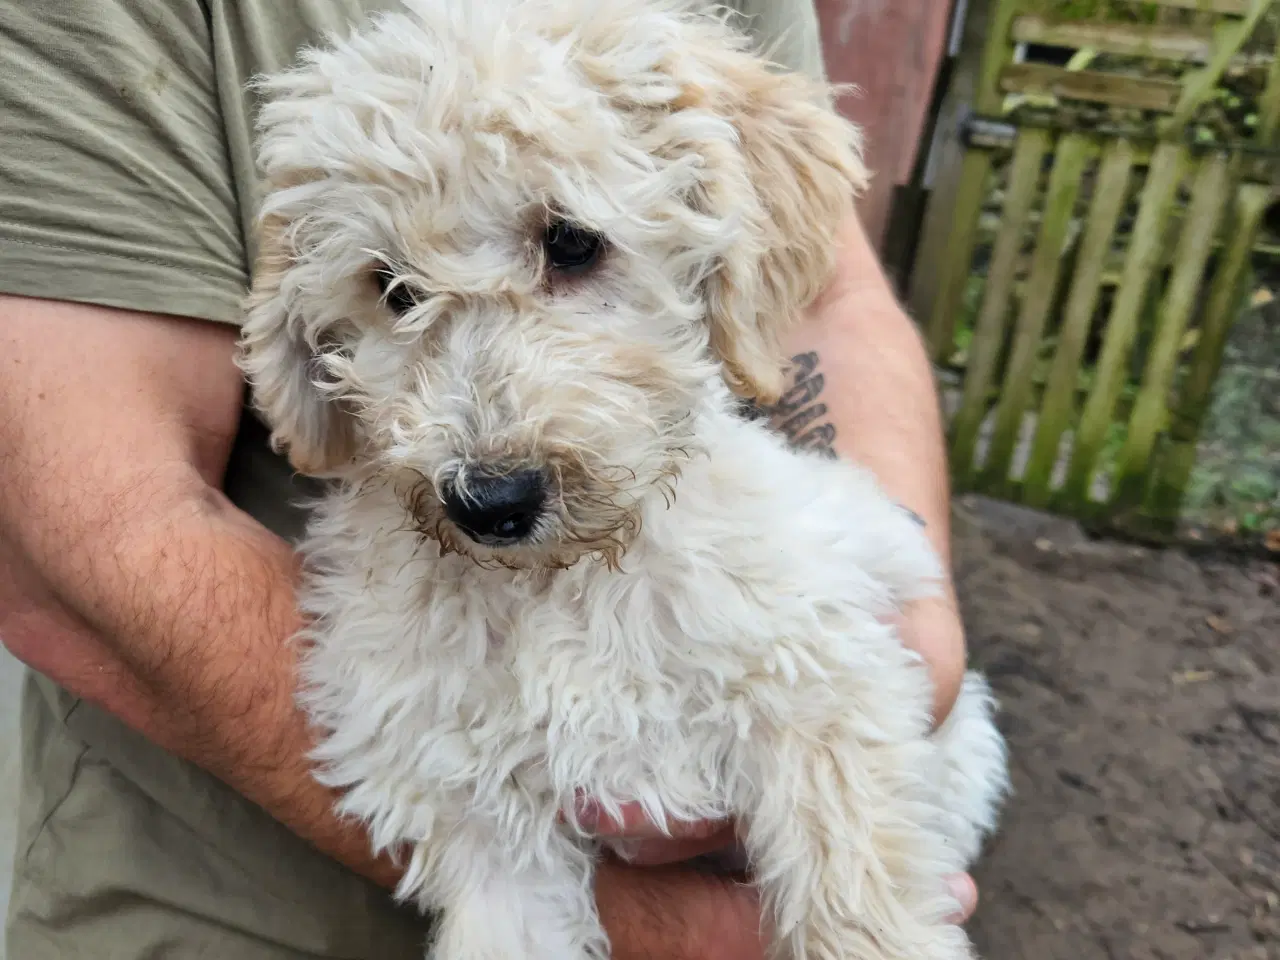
[598,861,981,960]
[597,860,765,960]
[572,796,740,867]
[584,802,979,925]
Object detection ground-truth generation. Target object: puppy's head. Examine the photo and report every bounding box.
[238,0,866,567]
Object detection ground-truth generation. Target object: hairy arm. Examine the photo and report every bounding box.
[758,214,965,724]
[0,296,403,889]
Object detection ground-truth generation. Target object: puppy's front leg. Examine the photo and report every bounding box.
[409,816,606,960]
[735,727,974,960]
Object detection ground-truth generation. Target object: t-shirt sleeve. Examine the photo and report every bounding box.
[727,0,827,83]
[0,1,248,325]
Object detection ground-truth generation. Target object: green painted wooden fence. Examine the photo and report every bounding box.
[911,0,1280,540]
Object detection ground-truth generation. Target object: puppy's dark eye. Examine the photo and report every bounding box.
[373,263,419,315]
[542,221,603,273]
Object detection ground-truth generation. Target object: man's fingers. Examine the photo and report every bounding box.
[573,796,978,927]
[604,826,740,867]
[945,873,979,923]
[573,796,729,841]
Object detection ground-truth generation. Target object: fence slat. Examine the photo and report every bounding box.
[950,128,1052,484]
[1259,30,1280,144]
[925,151,995,361]
[977,0,1027,113]
[1022,139,1136,507]
[1145,182,1273,520]
[1137,0,1250,13]
[1110,153,1233,510]
[1011,16,1215,62]
[1060,141,1189,508]
[980,134,1092,491]
[1000,63,1182,111]
[912,0,1000,356]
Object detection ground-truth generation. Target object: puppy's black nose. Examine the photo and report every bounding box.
[441,470,546,545]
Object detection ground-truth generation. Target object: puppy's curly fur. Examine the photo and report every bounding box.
[238,1,1010,958]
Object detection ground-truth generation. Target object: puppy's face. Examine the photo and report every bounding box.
[239,0,865,568]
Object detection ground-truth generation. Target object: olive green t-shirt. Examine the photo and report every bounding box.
[0,0,825,954]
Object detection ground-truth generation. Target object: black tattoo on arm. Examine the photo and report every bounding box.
[899,505,927,527]
[744,352,928,529]
[746,351,838,459]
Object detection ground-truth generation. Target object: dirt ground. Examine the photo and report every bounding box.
[953,495,1280,960]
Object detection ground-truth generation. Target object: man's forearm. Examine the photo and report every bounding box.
[776,215,950,554]
[760,214,964,719]
[1,467,403,892]
[0,298,399,888]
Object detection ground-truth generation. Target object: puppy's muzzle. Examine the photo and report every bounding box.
[441,468,548,546]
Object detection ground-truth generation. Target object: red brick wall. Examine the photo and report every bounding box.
[814,0,954,249]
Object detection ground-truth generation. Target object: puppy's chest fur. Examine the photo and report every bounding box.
[296,411,942,840]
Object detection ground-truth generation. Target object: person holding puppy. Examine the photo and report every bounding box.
[0,1,976,957]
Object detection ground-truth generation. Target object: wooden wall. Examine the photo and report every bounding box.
[814,0,956,249]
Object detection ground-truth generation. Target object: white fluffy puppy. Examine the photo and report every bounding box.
[238,1,1009,958]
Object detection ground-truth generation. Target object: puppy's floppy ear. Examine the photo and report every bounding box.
[237,207,359,478]
[697,54,868,404]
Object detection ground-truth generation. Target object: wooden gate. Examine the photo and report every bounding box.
[910,0,1280,539]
